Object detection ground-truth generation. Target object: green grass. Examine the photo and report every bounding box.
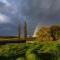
[0,36,35,41]
[0,40,60,60]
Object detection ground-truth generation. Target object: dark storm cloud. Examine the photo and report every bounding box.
[20,0,60,19]
[18,0,60,35]
[0,0,18,35]
[0,0,60,35]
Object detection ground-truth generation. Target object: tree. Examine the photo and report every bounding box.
[36,27,53,42]
[24,17,27,39]
[18,19,21,40]
[35,25,60,41]
[50,25,60,41]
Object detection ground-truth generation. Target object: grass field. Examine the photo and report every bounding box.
[0,40,60,60]
[0,36,36,45]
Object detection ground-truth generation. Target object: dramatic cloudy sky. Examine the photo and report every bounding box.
[0,0,60,36]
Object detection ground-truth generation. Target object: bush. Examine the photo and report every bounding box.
[16,57,25,60]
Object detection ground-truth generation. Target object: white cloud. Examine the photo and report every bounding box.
[0,13,10,23]
[0,0,10,6]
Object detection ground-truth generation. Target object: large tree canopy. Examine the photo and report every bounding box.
[36,25,60,42]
